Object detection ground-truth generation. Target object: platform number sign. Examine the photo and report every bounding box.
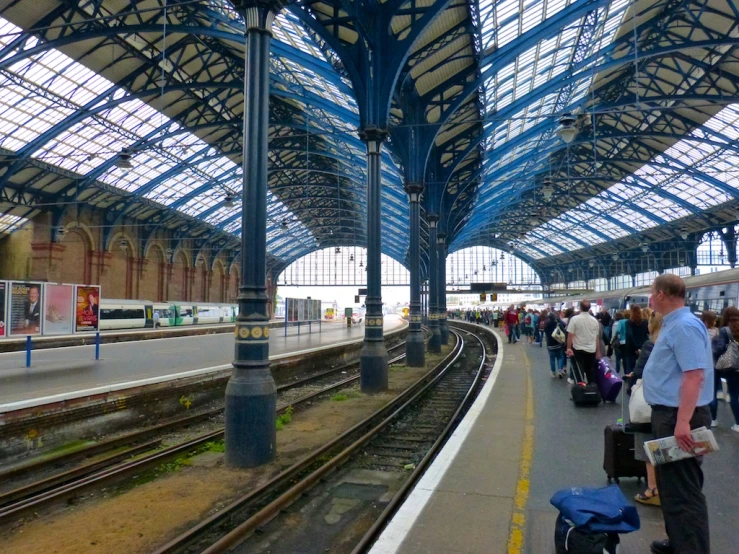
[480,293,486,302]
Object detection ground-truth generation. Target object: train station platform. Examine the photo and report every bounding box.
[0,316,406,410]
[370,323,739,554]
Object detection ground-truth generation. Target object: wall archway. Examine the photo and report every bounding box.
[140,245,165,301]
[212,260,225,303]
[169,250,189,301]
[59,227,92,284]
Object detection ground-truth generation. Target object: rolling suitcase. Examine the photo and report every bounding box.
[603,424,647,483]
[571,357,601,406]
[595,358,622,403]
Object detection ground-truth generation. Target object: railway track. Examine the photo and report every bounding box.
[0,341,410,523]
[150,327,490,554]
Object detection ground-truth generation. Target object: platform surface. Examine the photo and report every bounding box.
[371,323,739,554]
[0,316,405,406]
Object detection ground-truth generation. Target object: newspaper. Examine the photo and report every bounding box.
[643,427,720,466]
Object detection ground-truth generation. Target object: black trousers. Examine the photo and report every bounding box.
[572,348,596,383]
[652,405,711,553]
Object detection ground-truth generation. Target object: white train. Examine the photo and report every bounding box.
[99,299,238,331]
[533,268,739,316]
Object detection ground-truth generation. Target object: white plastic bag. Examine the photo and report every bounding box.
[629,379,652,424]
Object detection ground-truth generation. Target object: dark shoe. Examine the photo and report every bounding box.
[650,539,673,554]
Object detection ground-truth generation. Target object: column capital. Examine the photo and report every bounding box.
[358,126,389,150]
[231,0,285,31]
[427,214,439,228]
[404,182,424,201]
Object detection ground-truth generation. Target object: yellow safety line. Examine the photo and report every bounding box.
[507,347,535,554]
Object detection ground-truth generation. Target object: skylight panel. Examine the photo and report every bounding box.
[0,214,28,235]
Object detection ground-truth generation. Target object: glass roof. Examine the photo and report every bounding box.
[519,103,739,258]
[0,214,28,235]
[0,10,412,265]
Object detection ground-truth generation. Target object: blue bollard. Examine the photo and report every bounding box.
[95,331,101,360]
[25,335,31,368]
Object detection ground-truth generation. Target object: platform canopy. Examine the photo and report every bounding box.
[0,0,738,275]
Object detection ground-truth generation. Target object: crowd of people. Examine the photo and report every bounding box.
[456,274,732,554]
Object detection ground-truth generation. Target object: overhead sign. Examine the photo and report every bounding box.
[470,282,508,293]
[358,288,368,296]
[480,293,486,302]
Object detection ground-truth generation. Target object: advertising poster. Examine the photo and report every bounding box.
[43,284,74,335]
[10,282,43,336]
[75,285,101,332]
[0,281,6,338]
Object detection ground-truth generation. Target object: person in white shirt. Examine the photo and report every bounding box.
[565,300,601,383]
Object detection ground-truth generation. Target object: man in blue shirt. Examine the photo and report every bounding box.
[643,274,712,554]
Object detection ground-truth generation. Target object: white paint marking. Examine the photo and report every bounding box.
[368,324,504,554]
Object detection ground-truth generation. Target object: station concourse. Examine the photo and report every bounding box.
[1,0,739,551]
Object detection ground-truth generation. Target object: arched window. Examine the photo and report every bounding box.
[277,247,409,286]
[445,247,541,290]
[696,230,733,274]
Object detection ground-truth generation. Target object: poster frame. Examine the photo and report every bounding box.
[0,280,7,339]
[9,281,44,336]
[42,283,76,336]
[74,284,102,333]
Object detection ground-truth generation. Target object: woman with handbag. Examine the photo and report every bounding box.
[545,312,567,378]
[628,311,664,506]
[625,305,649,375]
[712,306,739,433]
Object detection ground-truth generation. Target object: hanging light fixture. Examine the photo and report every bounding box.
[589,260,595,267]
[640,242,649,253]
[115,148,134,170]
[349,254,354,262]
[224,192,235,208]
[680,228,689,240]
[556,113,578,144]
[541,177,554,201]
[612,253,619,261]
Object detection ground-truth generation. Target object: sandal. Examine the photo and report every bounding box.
[635,488,661,506]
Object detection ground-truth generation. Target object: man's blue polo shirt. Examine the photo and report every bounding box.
[643,307,713,408]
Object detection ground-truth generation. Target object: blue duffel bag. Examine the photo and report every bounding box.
[551,485,640,553]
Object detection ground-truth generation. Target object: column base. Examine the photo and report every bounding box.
[360,340,388,392]
[405,329,426,367]
[224,368,277,468]
[427,324,442,353]
[439,318,449,345]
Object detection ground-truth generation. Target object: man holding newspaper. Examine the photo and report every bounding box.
[643,274,714,554]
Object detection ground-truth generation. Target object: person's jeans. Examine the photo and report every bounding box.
[548,348,565,374]
[713,371,739,424]
[652,405,711,553]
[572,348,596,383]
[603,326,611,344]
[507,323,517,343]
[614,348,624,374]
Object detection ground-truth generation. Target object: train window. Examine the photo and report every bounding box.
[101,308,145,319]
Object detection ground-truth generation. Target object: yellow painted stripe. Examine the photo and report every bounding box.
[507,347,535,554]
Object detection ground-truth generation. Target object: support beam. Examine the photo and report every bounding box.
[427,215,441,353]
[438,233,449,345]
[225,0,281,469]
[359,128,389,392]
[405,183,425,367]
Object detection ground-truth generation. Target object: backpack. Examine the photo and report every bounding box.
[555,514,620,554]
[525,315,532,325]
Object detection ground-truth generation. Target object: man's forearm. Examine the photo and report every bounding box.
[678,370,704,424]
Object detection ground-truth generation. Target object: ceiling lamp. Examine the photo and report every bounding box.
[349,254,354,262]
[612,253,619,261]
[556,114,577,144]
[680,229,689,240]
[541,178,554,201]
[640,242,649,253]
[335,247,341,254]
[224,193,235,208]
[281,220,289,229]
[119,238,128,250]
[116,148,134,169]
[588,260,595,267]
[56,226,67,238]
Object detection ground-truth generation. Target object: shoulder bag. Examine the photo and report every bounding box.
[716,328,739,371]
[552,324,566,344]
[628,379,651,424]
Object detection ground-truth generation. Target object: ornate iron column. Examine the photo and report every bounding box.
[405,183,425,366]
[426,215,441,353]
[437,233,449,345]
[359,127,389,392]
[225,0,282,468]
